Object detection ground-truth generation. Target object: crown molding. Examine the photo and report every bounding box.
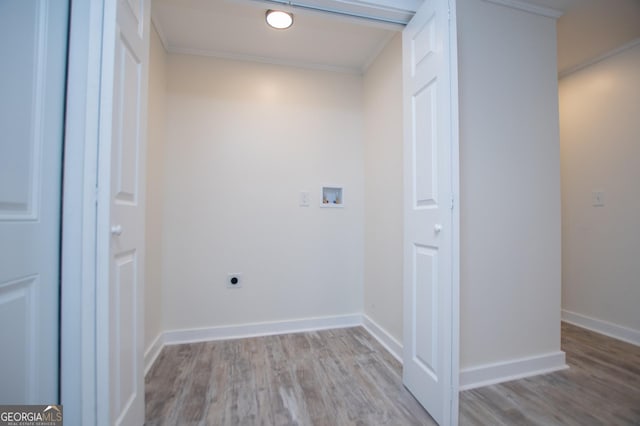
[558,37,640,79]
[168,46,364,75]
[361,31,396,73]
[482,0,563,19]
[150,10,169,52]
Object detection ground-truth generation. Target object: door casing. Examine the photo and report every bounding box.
[60,1,460,424]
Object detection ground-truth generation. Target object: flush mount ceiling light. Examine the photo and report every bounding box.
[265,9,294,30]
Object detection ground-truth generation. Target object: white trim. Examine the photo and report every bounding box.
[61,0,104,424]
[95,0,119,423]
[562,310,640,347]
[361,31,397,73]
[449,1,461,423]
[362,315,403,362]
[459,351,567,390]
[144,333,165,376]
[150,11,169,52]
[163,314,362,345]
[558,38,640,79]
[350,0,422,11]
[167,46,363,75]
[482,0,562,18]
[241,0,418,25]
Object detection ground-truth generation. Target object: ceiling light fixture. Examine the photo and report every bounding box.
[265,9,294,30]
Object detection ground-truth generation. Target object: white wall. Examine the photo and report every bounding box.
[162,55,365,331]
[363,34,404,343]
[144,25,166,352]
[559,42,640,342]
[457,0,562,370]
[147,4,568,386]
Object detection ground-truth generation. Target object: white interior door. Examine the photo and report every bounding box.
[0,0,68,404]
[97,0,150,424]
[402,0,457,424]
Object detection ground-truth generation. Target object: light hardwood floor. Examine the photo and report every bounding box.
[145,323,640,425]
[145,327,435,425]
[460,322,640,425]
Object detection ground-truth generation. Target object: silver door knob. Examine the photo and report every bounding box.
[111,225,123,236]
[434,224,442,233]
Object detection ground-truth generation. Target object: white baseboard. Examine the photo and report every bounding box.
[144,332,164,376]
[362,314,403,363]
[459,351,567,390]
[562,309,640,347]
[162,313,362,346]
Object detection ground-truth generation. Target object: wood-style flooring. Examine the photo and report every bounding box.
[145,327,436,425]
[145,323,640,425]
[460,322,640,425]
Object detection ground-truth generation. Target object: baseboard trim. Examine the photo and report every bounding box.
[144,333,164,376]
[362,314,403,363]
[162,313,362,346]
[562,310,640,347]
[147,314,578,390]
[460,351,567,390]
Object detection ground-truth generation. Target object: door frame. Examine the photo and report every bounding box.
[60,0,460,424]
[60,0,104,424]
[450,2,461,423]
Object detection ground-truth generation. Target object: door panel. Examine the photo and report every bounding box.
[414,245,438,378]
[113,34,142,204]
[113,251,138,415]
[0,276,37,402]
[0,0,68,404]
[402,0,456,424]
[99,0,150,424]
[414,81,438,206]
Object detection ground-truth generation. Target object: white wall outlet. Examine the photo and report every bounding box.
[299,191,310,207]
[227,273,243,288]
[592,190,605,207]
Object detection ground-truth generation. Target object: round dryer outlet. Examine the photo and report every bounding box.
[227,273,243,288]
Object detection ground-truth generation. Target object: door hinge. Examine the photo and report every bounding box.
[450,197,454,210]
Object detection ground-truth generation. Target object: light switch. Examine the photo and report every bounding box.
[592,191,605,207]
[299,191,310,207]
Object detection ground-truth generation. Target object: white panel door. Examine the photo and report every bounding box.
[402,0,456,424]
[0,0,68,404]
[97,0,150,424]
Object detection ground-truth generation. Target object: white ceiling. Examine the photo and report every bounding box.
[152,0,402,73]
[555,0,640,74]
[152,0,640,75]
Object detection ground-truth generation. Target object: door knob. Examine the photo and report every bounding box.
[111,225,123,236]
[434,224,442,233]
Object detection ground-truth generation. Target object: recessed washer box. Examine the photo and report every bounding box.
[321,186,343,208]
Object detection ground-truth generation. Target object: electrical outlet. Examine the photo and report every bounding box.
[227,273,243,289]
[592,191,605,207]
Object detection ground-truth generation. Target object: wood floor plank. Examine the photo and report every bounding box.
[459,322,640,426]
[146,323,640,425]
[146,327,435,425]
